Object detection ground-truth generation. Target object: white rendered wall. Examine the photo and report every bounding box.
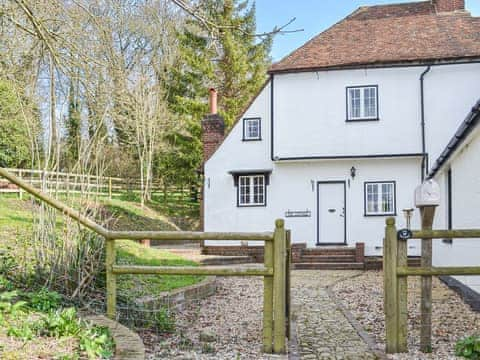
[433,128,480,293]
[204,63,480,259]
[424,63,480,170]
[273,67,424,158]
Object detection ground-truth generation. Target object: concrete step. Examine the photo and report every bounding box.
[293,262,365,270]
[298,255,356,263]
[200,256,255,266]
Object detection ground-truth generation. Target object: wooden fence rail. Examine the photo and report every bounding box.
[384,217,480,354]
[0,168,200,205]
[0,167,288,354]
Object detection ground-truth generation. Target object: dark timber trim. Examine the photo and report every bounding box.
[316,181,347,246]
[429,99,480,178]
[270,74,275,161]
[275,153,424,161]
[268,58,480,75]
[345,85,379,122]
[363,181,397,217]
[420,66,431,181]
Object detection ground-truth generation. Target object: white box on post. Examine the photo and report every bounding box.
[414,179,440,208]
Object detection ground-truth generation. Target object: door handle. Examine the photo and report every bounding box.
[328,208,336,213]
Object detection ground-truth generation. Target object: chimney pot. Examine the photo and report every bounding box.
[209,88,217,115]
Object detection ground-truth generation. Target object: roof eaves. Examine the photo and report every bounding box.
[429,99,480,178]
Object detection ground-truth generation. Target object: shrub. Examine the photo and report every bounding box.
[456,335,480,359]
[24,288,62,312]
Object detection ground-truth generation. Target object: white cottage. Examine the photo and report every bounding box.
[201,0,480,273]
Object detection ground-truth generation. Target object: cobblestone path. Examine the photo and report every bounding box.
[291,270,378,360]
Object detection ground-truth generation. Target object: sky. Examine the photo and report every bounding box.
[255,0,480,61]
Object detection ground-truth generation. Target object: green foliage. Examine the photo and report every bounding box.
[153,307,175,333]
[4,302,114,359]
[456,335,480,359]
[0,291,27,316]
[24,288,62,313]
[161,0,271,187]
[0,79,32,168]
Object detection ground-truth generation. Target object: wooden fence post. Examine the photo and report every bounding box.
[285,229,291,339]
[263,231,274,353]
[18,170,23,199]
[384,217,399,353]
[108,177,113,200]
[273,219,286,354]
[420,206,436,353]
[397,232,408,352]
[106,239,117,320]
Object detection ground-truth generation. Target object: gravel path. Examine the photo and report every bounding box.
[332,271,480,359]
[144,277,286,359]
[291,270,378,360]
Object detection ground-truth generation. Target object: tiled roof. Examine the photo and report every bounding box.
[269,1,480,73]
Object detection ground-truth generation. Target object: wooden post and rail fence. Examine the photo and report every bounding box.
[384,216,480,354]
[0,168,200,206]
[0,167,290,354]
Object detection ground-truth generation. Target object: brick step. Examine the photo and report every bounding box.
[297,255,356,263]
[293,262,364,270]
[302,248,356,256]
[200,256,255,266]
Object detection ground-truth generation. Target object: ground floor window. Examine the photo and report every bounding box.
[238,175,266,206]
[364,181,396,216]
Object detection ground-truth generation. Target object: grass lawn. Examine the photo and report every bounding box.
[0,194,204,303]
[116,240,203,302]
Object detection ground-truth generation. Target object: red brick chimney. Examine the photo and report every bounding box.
[432,0,465,12]
[202,88,225,164]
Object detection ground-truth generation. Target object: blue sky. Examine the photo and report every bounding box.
[255,0,480,61]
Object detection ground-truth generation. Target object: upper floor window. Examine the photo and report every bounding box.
[243,117,261,141]
[364,181,396,216]
[239,175,266,206]
[346,86,378,121]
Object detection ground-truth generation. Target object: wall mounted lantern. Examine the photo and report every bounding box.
[350,166,357,179]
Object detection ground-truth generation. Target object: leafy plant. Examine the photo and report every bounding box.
[0,275,13,291]
[24,288,62,312]
[154,307,175,333]
[456,335,480,359]
[79,325,114,359]
[0,291,27,315]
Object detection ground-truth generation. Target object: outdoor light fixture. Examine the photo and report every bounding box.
[350,166,356,179]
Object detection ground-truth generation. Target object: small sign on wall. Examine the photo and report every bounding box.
[285,209,311,218]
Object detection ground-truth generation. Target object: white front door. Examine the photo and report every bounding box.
[317,182,346,245]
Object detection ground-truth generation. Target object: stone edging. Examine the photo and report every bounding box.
[287,313,300,360]
[439,275,480,312]
[135,276,217,311]
[85,315,145,360]
[326,273,388,360]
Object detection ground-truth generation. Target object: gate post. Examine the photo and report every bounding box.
[263,230,274,352]
[273,219,286,354]
[106,239,117,319]
[397,231,408,352]
[384,217,399,353]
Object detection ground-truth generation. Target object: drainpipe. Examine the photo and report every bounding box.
[420,66,431,181]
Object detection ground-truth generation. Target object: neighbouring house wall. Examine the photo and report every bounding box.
[425,63,480,171]
[433,127,480,293]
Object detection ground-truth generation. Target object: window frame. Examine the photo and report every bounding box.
[237,174,267,207]
[346,85,379,122]
[242,117,262,141]
[364,181,396,216]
